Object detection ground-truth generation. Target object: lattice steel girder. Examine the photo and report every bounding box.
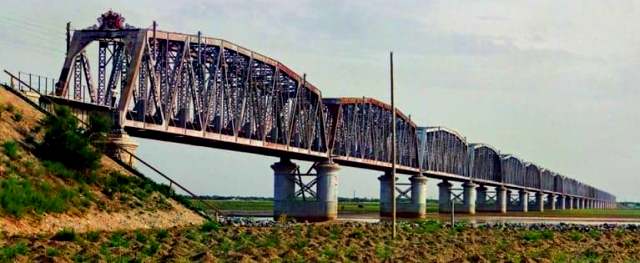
[323,97,419,169]
[468,143,502,182]
[50,21,616,202]
[417,126,468,176]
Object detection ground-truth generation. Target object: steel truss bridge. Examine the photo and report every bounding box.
[46,14,614,204]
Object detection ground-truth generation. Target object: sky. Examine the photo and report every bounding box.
[1,1,638,201]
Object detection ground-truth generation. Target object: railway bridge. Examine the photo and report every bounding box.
[13,11,616,221]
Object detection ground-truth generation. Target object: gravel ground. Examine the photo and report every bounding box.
[2,219,640,262]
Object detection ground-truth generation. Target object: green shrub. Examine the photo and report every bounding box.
[85,231,100,242]
[86,113,112,145]
[375,243,392,261]
[108,232,129,248]
[522,230,554,242]
[0,178,66,217]
[0,242,28,261]
[587,229,602,239]
[2,140,18,159]
[37,106,101,172]
[156,229,169,240]
[200,220,221,232]
[3,103,15,113]
[52,228,76,241]
[417,219,443,234]
[143,240,160,256]
[135,230,148,243]
[452,220,470,233]
[45,247,60,257]
[12,111,23,122]
[568,231,584,242]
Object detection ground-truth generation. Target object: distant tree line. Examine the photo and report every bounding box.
[189,195,439,203]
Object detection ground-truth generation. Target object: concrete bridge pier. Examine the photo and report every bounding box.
[558,195,566,210]
[272,159,339,222]
[461,182,477,215]
[519,190,529,212]
[495,186,507,213]
[438,181,476,214]
[508,190,529,212]
[272,158,298,220]
[545,193,556,210]
[567,196,574,209]
[534,192,544,212]
[437,180,452,213]
[379,174,427,218]
[315,161,340,220]
[476,185,496,212]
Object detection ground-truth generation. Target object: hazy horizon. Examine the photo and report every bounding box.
[1,1,638,201]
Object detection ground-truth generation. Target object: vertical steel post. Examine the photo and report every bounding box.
[66,22,71,55]
[451,198,455,225]
[389,51,396,238]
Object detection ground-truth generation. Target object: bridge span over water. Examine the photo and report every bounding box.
[16,11,615,221]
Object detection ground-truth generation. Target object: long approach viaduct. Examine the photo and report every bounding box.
[21,11,615,221]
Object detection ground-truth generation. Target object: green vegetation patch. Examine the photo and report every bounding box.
[0,242,28,261]
[0,177,91,217]
[2,140,18,159]
[1,223,640,261]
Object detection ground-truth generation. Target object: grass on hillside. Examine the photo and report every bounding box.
[0,98,177,218]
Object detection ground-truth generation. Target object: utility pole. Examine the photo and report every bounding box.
[390,51,397,239]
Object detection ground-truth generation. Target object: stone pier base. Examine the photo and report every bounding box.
[105,132,139,165]
[272,159,339,222]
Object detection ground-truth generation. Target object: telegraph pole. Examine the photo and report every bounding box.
[390,51,397,238]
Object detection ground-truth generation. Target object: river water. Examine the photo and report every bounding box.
[225,211,640,225]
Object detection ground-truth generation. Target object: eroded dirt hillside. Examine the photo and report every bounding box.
[0,86,203,236]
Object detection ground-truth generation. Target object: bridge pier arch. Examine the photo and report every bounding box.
[271,159,339,222]
[379,173,427,218]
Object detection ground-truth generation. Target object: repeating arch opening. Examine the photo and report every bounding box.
[418,127,467,176]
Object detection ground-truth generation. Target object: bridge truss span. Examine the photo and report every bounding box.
[323,97,419,173]
[56,27,330,160]
[46,13,615,203]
